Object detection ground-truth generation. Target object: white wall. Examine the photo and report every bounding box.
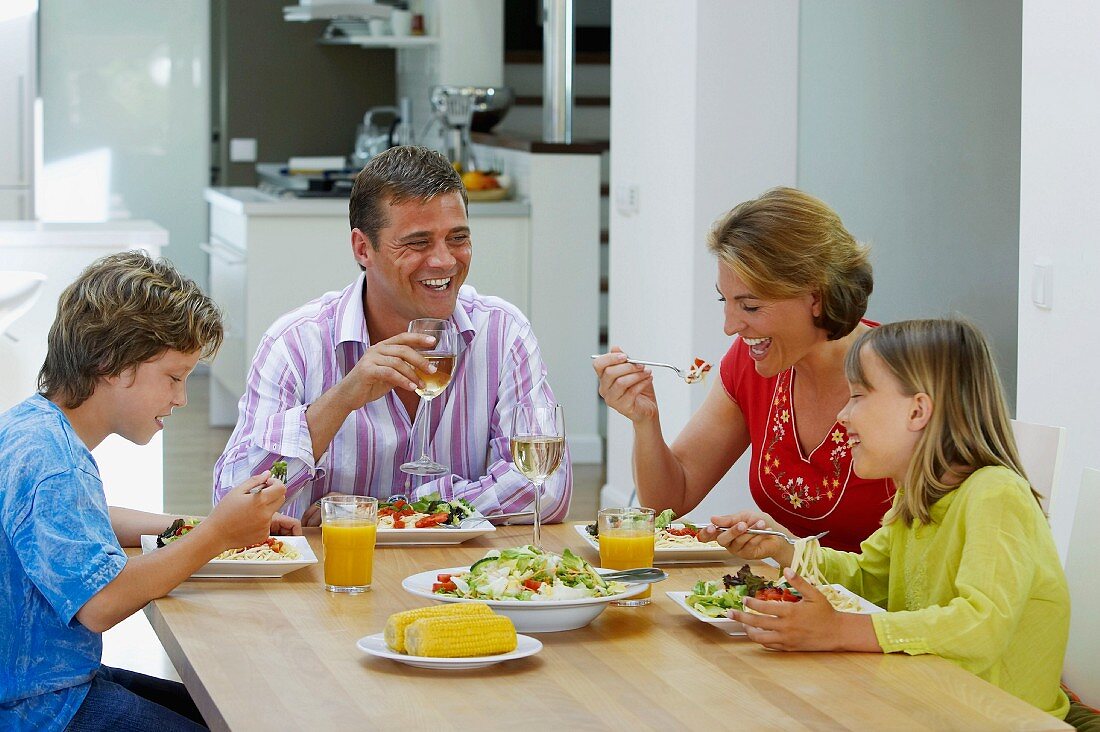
[37,2,210,290]
[1017,1,1100,560]
[604,1,799,517]
[798,0,1022,407]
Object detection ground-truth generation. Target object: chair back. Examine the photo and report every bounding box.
[1063,467,1100,705]
[1010,419,1066,513]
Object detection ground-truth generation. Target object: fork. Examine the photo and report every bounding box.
[589,354,691,382]
[454,511,535,527]
[745,528,829,545]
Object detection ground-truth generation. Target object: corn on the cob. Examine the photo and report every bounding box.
[383,604,492,653]
[404,613,517,658]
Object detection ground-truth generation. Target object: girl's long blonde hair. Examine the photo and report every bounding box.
[845,318,1041,525]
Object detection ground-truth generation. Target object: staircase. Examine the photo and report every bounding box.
[495,49,611,351]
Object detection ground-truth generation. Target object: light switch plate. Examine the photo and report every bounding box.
[615,184,639,216]
[1031,258,1053,309]
[229,138,258,163]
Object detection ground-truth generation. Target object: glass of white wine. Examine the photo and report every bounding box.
[399,318,458,476]
[509,402,566,548]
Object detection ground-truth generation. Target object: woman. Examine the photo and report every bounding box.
[593,187,893,551]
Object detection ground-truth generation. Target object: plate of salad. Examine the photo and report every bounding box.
[576,509,728,564]
[668,565,883,635]
[376,493,496,545]
[401,545,648,632]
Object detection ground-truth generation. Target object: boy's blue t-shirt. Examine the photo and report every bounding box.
[0,395,127,731]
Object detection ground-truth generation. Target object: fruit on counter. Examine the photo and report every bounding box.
[404,613,517,658]
[383,603,493,654]
[461,170,502,191]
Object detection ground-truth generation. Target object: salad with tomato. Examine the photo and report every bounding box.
[433,545,628,601]
[378,492,477,529]
[685,564,802,618]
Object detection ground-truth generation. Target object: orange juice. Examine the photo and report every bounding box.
[600,529,655,600]
[322,521,377,590]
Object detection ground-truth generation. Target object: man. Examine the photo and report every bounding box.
[213,146,571,525]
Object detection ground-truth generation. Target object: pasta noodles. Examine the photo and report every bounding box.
[214,537,301,561]
[789,536,862,612]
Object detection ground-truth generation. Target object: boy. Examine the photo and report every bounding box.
[0,252,299,731]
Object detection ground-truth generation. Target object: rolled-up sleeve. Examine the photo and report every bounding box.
[213,334,319,507]
[410,320,572,521]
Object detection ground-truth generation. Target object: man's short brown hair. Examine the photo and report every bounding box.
[349,145,468,250]
[38,251,224,408]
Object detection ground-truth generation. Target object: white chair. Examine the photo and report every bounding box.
[1062,467,1100,706]
[0,270,47,339]
[1010,419,1066,513]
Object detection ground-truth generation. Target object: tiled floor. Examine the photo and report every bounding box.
[105,371,603,681]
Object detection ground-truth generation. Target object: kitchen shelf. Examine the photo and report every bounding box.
[318,35,437,48]
[283,4,390,22]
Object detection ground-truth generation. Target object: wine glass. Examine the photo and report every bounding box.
[509,402,566,548]
[400,318,458,476]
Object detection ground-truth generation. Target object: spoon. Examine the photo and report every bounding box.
[598,568,669,584]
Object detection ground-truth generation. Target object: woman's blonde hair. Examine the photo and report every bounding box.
[707,187,873,340]
[38,251,223,408]
[845,318,1040,525]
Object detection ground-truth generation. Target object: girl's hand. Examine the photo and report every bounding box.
[698,511,792,564]
[732,569,882,652]
[593,347,658,423]
[731,569,839,651]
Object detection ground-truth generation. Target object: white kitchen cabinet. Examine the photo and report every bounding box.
[204,188,532,427]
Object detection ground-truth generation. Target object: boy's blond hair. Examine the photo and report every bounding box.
[845,318,1041,526]
[38,251,223,408]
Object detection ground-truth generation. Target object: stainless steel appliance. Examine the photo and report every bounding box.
[429,86,514,170]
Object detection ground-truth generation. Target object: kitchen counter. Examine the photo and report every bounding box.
[204,187,531,217]
[0,220,168,247]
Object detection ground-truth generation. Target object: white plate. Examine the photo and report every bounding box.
[377,520,496,546]
[667,591,747,635]
[573,523,728,564]
[139,535,317,578]
[401,566,648,633]
[667,584,884,636]
[356,632,542,670]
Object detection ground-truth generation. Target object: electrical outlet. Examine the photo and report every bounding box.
[229,138,258,163]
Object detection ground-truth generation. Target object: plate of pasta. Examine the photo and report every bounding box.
[139,533,317,578]
[573,522,727,564]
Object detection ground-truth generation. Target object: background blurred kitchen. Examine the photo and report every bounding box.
[2,0,1099,635]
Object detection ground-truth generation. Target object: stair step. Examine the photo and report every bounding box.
[505,50,610,65]
[515,95,611,108]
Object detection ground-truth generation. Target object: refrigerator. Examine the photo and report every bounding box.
[0,8,35,220]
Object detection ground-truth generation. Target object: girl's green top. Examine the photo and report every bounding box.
[819,466,1070,718]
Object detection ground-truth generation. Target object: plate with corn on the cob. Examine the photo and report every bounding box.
[357,633,542,670]
[357,604,542,669]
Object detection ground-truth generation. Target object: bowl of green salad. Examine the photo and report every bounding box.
[401,545,649,632]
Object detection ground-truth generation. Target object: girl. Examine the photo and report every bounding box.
[699,319,1088,725]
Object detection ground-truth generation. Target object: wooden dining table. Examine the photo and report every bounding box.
[136,524,1070,731]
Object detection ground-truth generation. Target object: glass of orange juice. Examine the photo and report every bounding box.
[321,495,378,593]
[598,507,656,606]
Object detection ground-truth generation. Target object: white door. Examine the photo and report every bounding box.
[0,13,34,188]
[0,189,31,219]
